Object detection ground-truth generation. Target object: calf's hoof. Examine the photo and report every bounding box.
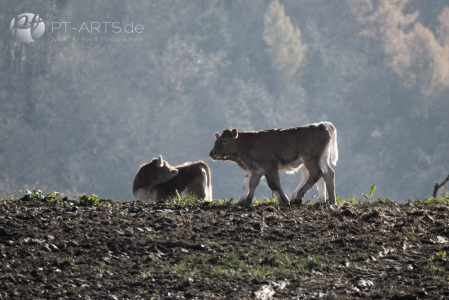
[328,199,338,206]
[290,198,303,206]
[238,199,252,207]
[279,201,290,207]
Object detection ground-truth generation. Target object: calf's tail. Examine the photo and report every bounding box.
[322,122,338,166]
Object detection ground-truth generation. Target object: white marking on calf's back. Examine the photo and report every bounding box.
[321,121,333,128]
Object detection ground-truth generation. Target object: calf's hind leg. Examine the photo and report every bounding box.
[321,161,336,205]
[291,165,327,204]
[291,161,323,204]
[316,177,327,203]
[291,165,308,204]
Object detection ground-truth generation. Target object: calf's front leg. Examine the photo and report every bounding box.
[238,171,262,206]
[265,169,290,207]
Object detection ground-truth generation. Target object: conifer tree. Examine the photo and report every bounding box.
[349,0,449,96]
[263,0,306,95]
[194,0,232,53]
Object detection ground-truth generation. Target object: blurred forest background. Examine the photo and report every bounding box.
[1,0,448,201]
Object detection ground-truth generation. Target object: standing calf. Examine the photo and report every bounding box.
[133,155,212,202]
[209,122,338,206]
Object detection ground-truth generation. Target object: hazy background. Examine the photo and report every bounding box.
[1,0,448,202]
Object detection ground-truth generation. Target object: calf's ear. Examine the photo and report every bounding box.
[214,132,220,140]
[231,128,238,138]
[157,155,163,167]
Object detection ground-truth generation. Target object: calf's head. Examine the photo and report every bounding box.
[149,155,179,183]
[209,129,239,160]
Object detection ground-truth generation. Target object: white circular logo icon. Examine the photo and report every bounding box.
[10,13,45,43]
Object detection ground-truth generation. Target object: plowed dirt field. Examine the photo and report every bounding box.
[1,198,449,299]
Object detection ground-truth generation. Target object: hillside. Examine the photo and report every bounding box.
[2,0,449,201]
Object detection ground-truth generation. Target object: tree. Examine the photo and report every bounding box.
[437,7,449,46]
[349,0,449,97]
[301,42,330,97]
[407,22,449,96]
[263,0,306,95]
[194,0,232,53]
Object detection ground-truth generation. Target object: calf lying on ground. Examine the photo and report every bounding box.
[133,155,212,202]
[209,122,338,206]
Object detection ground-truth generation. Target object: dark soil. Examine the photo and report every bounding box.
[1,198,449,299]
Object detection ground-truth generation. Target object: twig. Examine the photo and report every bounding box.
[433,174,449,198]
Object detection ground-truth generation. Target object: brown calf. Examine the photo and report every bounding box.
[209,122,338,206]
[133,155,212,202]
